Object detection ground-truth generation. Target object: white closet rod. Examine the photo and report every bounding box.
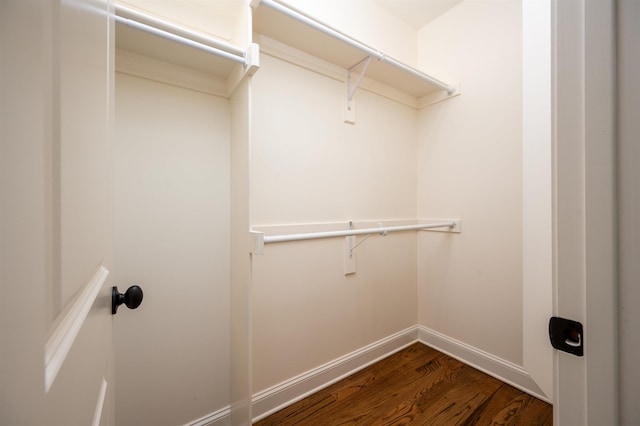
[263,222,455,244]
[115,5,246,64]
[255,0,456,95]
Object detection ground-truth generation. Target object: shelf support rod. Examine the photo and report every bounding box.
[347,56,373,108]
[347,222,385,257]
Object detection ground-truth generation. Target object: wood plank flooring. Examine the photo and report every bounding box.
[254,343,552,425]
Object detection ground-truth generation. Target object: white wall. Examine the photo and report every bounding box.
[113,70,231,425]
[250,53,418,393]
[416,0,523,365]
[118,0,249,46]
[251,55,417,225]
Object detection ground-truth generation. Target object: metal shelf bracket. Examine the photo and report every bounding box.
[345,55,373,124]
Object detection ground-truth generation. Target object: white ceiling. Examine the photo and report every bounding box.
[374,0,464,29]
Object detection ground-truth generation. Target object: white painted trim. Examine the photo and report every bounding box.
[44,266,109,392]
[521,0,554,401]
[243,325,551,424]
[115,49,229,97]
[417,326,550,403]
[183,406,231,426]
[92,378,108,426]
[251,326,420,422]
[226,43,261,97]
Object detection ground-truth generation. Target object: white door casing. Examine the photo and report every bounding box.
[617,0,640,423]
[553,0,618,424]
[0,1,116,425]
[522,0,554,401]
[524,0,618,423]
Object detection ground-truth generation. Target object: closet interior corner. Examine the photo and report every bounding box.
[110,1,544,425]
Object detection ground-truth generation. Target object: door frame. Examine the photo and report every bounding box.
[523,0,618,423]
[552,0,618,424]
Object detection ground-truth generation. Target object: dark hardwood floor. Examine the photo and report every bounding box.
[254,343,552,425]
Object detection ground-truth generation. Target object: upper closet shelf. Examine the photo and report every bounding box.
[251,0,457,100]
[115,4,258,81]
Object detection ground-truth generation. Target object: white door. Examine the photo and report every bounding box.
[0,1,117,424]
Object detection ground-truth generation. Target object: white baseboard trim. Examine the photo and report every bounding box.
[183,406,231,426]
[251,325,420,422]
[417,326,550,403]
[193,325,550,425]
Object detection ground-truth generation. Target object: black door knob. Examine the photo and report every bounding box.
[112,285,143,314]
